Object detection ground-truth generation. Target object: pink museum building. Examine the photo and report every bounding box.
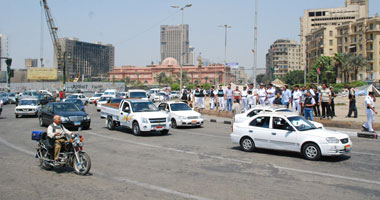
[109,57,232,85]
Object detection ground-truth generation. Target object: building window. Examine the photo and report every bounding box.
[369,23,374,30]
[329,49,333,55]
[329,40,333,46]
[309,12,315,17]
[329,31,333,37]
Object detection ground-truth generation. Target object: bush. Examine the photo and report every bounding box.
[202,83,211,90]
[171,83,180,91]
[186,84,195,90]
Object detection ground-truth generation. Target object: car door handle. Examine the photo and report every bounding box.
[272,132,276,135]
[249,130,253,133]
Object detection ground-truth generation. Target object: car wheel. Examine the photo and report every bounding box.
[97,109,100,112]
[39,116,45,127]
[133,121,141,136]
[107,118,115,130]
[161,130,169,135]
[171,119,177,128]
[302,143,321,161]
[15,114,18,118]
[240,137,255,152]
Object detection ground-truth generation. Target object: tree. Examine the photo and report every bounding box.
[283,70,304,85]
[125,76,130,85]
[171,83,180,91]
[308,56,335,84]
[332,53,344,83]
[348,54,367,81]
[204,76,209,84]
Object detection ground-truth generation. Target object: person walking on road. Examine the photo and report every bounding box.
[59,90,64,102]
[225,84,234,111]
[282,85,291,108]
[292,85,302,114]
[241,86,249,112]
[320,83,332,119]
[346,85,358,118]
[258,83,267,105]
[330,87,337,117]
[216,85,225,111]
[362,92,377,133]
[303,91,316,121]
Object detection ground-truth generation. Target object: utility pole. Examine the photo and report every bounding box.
[218,24,232,85]
[253,0,258,88]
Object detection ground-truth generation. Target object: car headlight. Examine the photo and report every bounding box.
[179,116,186,120]
[61,116,69,123]
[84,115,90,120]
[326,137,339,144]
[142,117,148,123]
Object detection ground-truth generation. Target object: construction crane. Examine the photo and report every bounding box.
[41,0,65,83]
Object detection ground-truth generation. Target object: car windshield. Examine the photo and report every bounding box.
[0,93,8,97]
[170,103,192,111]
[131,102,158,112]
[68,95,79,99]
[99,97,111,102]
[104,92,115,95]
[94,93,102,97]
[65,99,83,105]
[19,100,38,106]
[31,91,39,96]
[54,103,80,112]
[130,92,147,98]
[276,109,292,112]
[287,116,317,131]
[8,93,15,97]
[170,92,176,94]
[111,98,123,103]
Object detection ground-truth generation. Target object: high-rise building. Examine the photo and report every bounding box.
[0,34,9,71]
[160,25,194,66]
[266,40,302,79]
[300,0,368,70]
[25,58,38,68]
[336,16,380,82]
[55,38,115,80]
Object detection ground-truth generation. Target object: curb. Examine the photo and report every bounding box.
[205,118,232,125]
[357,132,379,139]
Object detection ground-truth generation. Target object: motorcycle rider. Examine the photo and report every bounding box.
[47,115,73,162]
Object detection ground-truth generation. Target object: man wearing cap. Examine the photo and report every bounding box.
[266,84,276,106]
[362,92,377,133]
[292,85,302,114]
[258,83,267,105]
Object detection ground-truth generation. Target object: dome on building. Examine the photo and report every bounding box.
[162,57,179,66]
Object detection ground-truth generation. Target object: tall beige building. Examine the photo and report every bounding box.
[300,0,368,70]
[336,16,380,82]
[266,39,302,79]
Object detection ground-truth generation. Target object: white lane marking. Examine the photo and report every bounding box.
[173,129,229,139]
[85,130,380,186]
[0,136,213,200]
[273,165,380,185]
[84,131,252,164]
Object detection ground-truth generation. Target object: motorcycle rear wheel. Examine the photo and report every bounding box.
[39,149,52,170]
[73,152,91,175]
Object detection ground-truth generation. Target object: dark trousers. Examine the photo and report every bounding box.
[330,101,335,116]
[313,104,321,117]
[321,102,332,118]
[347,99,358,117]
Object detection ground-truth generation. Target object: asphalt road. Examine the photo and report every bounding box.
[0,103,379,200]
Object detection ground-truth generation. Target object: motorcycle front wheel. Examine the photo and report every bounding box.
[73,152,91,175]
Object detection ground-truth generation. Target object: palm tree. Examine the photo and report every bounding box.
[125,76,130,85]
[348,54,367,81]
[313,56,332,84]
[333,53,343,83]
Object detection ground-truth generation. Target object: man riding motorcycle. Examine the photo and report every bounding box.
[47,115,73,162]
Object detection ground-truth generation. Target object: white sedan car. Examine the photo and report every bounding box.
[96,96,112,112]
[158,101,204,128]
[65,93,89,105]
[231,113,352,160]
[89,93,103,104]
[15,98,41,118]
[234,106,323,129]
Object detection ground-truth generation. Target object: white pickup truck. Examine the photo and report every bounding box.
[101,99,170,136]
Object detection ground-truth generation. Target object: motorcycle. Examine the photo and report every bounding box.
[32,127,91,175]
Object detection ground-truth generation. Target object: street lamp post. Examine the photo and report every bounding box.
[171,3,192,91]
[218,24,232,85]
[253,0,258,88]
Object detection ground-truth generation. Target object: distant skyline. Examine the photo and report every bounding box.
[1,0,379,76]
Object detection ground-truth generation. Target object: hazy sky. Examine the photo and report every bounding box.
[1,0,379,75]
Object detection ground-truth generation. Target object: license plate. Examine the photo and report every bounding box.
[74,121,81,126]
[191,120,197,123]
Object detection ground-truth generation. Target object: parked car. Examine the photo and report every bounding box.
[37,93,56,105]
[7,93,16,104]
[102,89,118,98]
[234,106,323,129]
[38,102,91,130]
[65,93,89,105]
[96,96,112,112]
[230,112,352,161]
[127,89,148,100]
[153,92,166,102]
[158,101,204,128]
[118,92,127,98]
[39,90,53,96]
[64,98,85,111]
[0,93,10,105]
[15,98,41,118]
[89,93,103,104]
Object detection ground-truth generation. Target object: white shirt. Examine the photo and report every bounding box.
[47,123,72,139]
[365,96,375,108]
[247,94,255,104]
[241,90,248,98]
[292,90,302,100]
[282,89,291,103]
[258,88,267,98]
[267,87,275,98]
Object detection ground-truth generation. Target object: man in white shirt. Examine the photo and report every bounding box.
[266,84,276,106]
[248,83,257,107]
[47,115,73,161]
[320,83,332,119]
[225,84,234,111]
[362,92,377,133]
[241,86,249,112]
[216,85,225,111]
[257,83,267,105]
[292,85,302,114]
[282,85,291,108]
